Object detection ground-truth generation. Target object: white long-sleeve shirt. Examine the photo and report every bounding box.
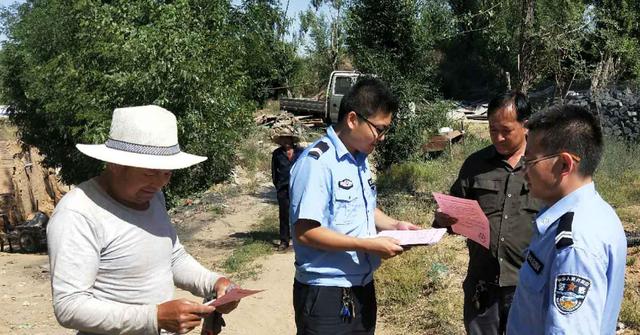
[47,178,222,335]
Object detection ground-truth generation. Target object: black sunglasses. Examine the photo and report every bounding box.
[354,111,391,139]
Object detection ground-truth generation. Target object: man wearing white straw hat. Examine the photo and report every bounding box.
[47,105,239,335]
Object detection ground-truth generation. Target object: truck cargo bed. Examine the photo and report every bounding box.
[280,98,325,116]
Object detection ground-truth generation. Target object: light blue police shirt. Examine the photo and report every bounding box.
[507,183,626,335]
[289,126,380,287]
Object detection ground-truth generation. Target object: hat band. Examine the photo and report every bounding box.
[105,138,181,156]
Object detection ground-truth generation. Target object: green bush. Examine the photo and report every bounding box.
[0,0,262,203]
[375,100,453,170]
[377,133,490,197]
[378,160,452,196]
[346,0,454,171]
[236,125,273,174]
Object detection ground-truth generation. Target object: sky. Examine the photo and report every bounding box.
[0,0,17,7]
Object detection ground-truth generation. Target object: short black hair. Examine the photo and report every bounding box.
[527,105,603,176]
[487,91,531,122]
[337,77,399,122]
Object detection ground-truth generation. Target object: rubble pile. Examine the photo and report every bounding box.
[255,111,324,129]
[565,88,640,141]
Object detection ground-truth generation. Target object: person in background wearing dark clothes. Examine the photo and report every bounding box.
[271,128,304,251]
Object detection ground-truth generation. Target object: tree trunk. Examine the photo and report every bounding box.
[518,0,536,93]
[590,53,618,95]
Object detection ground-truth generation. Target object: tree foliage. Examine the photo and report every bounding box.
[291,0,347,97]
[345,0,451,170]
[2,0,640,198]
[0,0,293,203]
[441,0,640,97]
[232,0,298,103]
[587,1,640,93]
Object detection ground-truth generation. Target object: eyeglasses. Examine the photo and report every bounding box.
[354,111,391,139]
[523,152,582,168]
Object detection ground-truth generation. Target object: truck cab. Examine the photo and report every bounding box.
[326,71,361,123]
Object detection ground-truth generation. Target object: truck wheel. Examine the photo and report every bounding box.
[19,232,39,253]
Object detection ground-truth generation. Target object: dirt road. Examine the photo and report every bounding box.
[0,185,298,335]
[0,182,398,335]
[173,187,298,334]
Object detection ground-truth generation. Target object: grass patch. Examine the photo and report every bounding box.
[618,206,640,232]
[621,201,640,332]
[222,210,279,280]
[236,126,272,174]
[374,135,491,334]
[595,137,640,207]
[375,133,640,334]
[0,119,16,141]
[620,246,640,331]
[377,135,489,196]
[595,136,640,335]
[376,227,468,335]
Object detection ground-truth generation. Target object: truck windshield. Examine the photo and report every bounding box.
[334,77,353,95]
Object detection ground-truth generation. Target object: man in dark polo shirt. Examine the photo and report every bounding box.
[434,91,542,335]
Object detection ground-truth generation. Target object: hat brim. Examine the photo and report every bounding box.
[273,134,301,142]
[76,144,207,170]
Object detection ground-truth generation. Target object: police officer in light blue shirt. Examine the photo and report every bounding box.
[507,105,626,335]
[289,77,419,335]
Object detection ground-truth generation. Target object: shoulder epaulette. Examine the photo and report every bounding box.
[308,141,329,159]
[555,212,574,249]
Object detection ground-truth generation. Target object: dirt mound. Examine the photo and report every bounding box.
[0,124,69,231]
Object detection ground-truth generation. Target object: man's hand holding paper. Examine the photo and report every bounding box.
[377,228,447,246]
[433,210,458,228]
[432,192,490,249]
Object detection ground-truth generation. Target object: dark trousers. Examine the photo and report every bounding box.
[293,280,377,335]
[277,189,290,243]
[463,278,516,335]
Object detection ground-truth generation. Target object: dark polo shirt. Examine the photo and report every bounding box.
[449,145,543,286]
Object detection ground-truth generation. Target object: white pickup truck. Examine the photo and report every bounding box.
[279,71,361,124]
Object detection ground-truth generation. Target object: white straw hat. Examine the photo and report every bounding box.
[76,105,207,170]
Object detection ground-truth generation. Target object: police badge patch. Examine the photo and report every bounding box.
[554,274,591,314]
[338,179,353,190]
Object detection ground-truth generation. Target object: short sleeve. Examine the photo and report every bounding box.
[289,156,331,226]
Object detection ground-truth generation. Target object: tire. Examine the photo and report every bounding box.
[626,231,640,248]
[19,232,39,253]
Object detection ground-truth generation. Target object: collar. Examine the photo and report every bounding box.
[535,182,596,235]
[326,126,366,163]
[485,145,525,171]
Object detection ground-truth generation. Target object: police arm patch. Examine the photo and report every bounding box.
[554,274,591,314]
